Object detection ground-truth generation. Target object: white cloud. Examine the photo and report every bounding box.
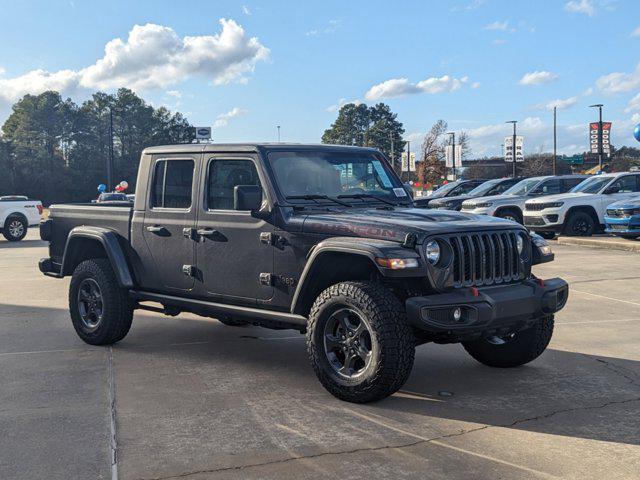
[625,92,640,113]
[518,70,559,86]
[365,75,468,100]
[564,0,595,16]
[483,21,509,31]
[306,19,341,36]
[213,107,247,128]
[631,26,640,37]
[242,5,251,15]
[534,96,579,111]
[0,19,269,107]
[596,63,640,93]
[472,82,481,89]
[325,98,361,113]
[450,0,485,12]
[165,90,182,98]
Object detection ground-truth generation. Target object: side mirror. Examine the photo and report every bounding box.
[234,185,262,211]
[605,185,620,194]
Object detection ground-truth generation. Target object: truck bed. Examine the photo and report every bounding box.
[48,203,133,263]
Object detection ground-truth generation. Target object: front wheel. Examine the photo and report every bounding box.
[69,258,134,345]
[564,212,595,236]
[2,215,28,241]
[462,315,554,368]
[496,209,523,224]
[307,282,415,403]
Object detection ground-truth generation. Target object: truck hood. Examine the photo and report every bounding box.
[607,197,640,209]
[526,192,593,204]
[301,207,520,243]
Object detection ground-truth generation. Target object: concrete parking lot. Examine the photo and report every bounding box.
[1,230,639,480]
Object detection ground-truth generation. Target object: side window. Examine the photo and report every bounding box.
[562,178,584,191]
[538,179,562,194]
[457,183,478,195]
[207,159,262,210]
[611,175,639,193]
[150,159,194,209]
[490,181,514,195]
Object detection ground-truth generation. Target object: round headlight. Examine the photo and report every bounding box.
[426,240,441,264]
[516,234,524,254]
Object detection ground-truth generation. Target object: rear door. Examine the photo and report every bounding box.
[141,156,198,292]
[194,154,274,302]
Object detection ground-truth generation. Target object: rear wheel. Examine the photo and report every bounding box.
[307,281,415,403]
[69,259,133,345]
[565,211,595,236]
[462,315,554,368]
[2,215,28,241]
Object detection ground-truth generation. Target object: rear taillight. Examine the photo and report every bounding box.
[37,204,43,215]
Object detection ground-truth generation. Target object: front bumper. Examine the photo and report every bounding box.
[524,211,564,233]
[405,278,568,337]
[605,215,640,235]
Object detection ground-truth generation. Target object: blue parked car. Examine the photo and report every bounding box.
[604,197,640,239]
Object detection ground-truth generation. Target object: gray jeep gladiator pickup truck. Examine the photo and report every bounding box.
[39,144,568,403]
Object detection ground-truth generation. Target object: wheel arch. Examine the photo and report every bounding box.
[3,211,28,228]
[565,205,600,225]
[494,205,523,222]
[61,227,134,288]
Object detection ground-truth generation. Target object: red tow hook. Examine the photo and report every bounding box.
[470,287,479,297]
[536,278,545,287]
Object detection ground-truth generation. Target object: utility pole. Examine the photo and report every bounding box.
[277,125,281,142]
[108,108,114,192]
[447,132,456,181]
[406,141,411,183]
[506,120,518,178]
[553,106,557,175]
[389,132,395,172]
[589,104,604,171]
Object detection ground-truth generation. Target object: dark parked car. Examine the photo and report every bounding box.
[413,179,485,208]
[39,144,567,403]
[427,177,523,211]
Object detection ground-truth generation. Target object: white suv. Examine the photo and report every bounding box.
[523,172,640,238]
[0,196,43,241]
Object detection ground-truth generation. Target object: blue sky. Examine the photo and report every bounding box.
[0,0,639,157]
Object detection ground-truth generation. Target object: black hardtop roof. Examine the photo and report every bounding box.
[142,143,382,155]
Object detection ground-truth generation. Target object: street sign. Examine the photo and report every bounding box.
[195,127,211,140]
[504,136,524,162]
[589,122,611,156]
[409,152,416,172]
[445,145,462,167]
[561,154,584,165]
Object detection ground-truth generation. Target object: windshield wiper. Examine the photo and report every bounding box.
[337,193,399,206]
[286,194,352,207]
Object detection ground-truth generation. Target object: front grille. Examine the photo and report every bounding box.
[606,209,631,218]
[525,203,546,211]
[524,216,545,226]
[609,224,630,230]
[446,231,522,287]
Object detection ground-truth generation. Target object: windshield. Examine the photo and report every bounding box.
[429,181,461,198]
[268,150,409,205]
[503,178,543,196]
[571,176,612,194]
[467,179,503,197]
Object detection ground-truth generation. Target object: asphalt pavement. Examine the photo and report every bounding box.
[1,230,639,479]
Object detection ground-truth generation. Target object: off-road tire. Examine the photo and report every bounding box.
[496,209,523,224]
[535,231,556,240]
[462,315,554,368]
[2,215,28,241]
[69,258,134,345]
[564,212,595,236]
[307,281,415,403]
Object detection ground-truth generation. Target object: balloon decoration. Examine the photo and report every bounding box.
[634,123,640,143]
[119,180,129,190]
[97,184,107,193]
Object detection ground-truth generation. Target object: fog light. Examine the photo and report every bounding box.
[453,307,462,321]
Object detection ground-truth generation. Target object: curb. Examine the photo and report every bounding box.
[557,235,640,253]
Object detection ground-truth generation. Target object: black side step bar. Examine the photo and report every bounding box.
[129,290,308,327]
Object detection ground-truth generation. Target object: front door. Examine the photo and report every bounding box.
[195,155,274,302]
[600,175,640,219]
[141,156,198,292]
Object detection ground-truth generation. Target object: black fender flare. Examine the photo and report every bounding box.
[290,237,424,315]
[61,226,134,288]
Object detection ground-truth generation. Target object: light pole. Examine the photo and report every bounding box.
[277,125,281,142]
[447,132,456,180]
[589,104,604,171]
[553,106,557,175]
[506,120,518,178]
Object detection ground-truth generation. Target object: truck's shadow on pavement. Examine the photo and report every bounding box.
[2,303,639,448]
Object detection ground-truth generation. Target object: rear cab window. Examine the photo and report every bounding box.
[151,159,195,209]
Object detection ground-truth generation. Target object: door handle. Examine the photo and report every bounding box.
[146,225,168,235]
[197,228,220,238]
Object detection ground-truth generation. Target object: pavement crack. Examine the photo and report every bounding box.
[108,346,119,480]
[593,357,640,388]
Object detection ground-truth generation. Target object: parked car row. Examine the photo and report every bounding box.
[419,172,640,239]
